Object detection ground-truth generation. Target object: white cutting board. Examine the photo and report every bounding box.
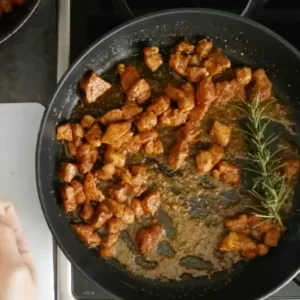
[0,103,54,300]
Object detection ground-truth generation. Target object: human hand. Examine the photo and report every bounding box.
[0,202,37,300]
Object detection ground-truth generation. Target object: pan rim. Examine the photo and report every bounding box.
[36,7,300,300]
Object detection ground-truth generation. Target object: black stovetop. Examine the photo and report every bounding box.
[69,1,300,299]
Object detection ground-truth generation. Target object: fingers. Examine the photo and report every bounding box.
[0,202,21,230]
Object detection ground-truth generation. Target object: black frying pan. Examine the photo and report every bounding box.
[36,8,300,300]
[0,0,40,44]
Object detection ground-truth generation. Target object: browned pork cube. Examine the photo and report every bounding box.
[195,39,213,59]
[224,214,249,234]
[106,198,126,219]
[122,207,135,224]
[59,162,77,183]
[100,244,116,258]
[136,111,158,132]
[136,223,163,254]
[99,109,124,125]
[80,72,111,103]
[61,185,77,213]
[102,121,131,145]
[168,140,189,171]
[90,204,113,229]
[76,143,98,174]
[144,138,164,156]
[127,79,151,104]
[70,179,86,205]
[111,131,134,148]
[122,101,143,120]
[175,40,195,54]
[186,67,208,83]
[210,120,232,147]
[72,224,101,248]
[105,146,126,167]
[264,228,281,247]
[118,65,140,91]
[85,123,102,147]
[204,52,231,76]
[103,232,120,248]
[159,109,189,127]
[169,52,189,76]
[109,184,129,203]
[141,191,161,216]
[130,198,145,219]
[83,173,105,202]
[56,123,73,141]
[81,115,96,128]
[143,47,163,72]
[147,96,170,116]
[219,232,257,253]
[212,161,241,184]
[94,164,115,181]
[71,123,84,147]
[80,202,94,222]
[195,144,224,174]
[250,69,272,101]
[189,54,200,66]
[257,244,269,256]
[196,76,216,117]
[215,80,246,103]
[107,218,125,234]
[235,67,252,86]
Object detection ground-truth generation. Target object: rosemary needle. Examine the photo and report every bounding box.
[238,97,291,225]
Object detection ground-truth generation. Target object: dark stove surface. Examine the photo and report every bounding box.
[69,0,300,299]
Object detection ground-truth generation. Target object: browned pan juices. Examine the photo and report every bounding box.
[68,52,297,281]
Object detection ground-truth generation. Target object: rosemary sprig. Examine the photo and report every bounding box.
[238,97,291,225]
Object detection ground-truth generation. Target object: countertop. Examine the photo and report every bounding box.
[0,0,57,106]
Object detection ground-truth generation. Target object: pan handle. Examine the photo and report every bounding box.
[112,0,263,20]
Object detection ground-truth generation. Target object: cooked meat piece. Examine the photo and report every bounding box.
[235,67,252,86]
[212,161,241,184]
[109,184,130,203]
[120,135,142,154]
[219,232,257,253]
[144,138,164,156]
[105,146,126,167]
[83,173,105,202]
[169,52,189,76]
[195,39,213,59]
[122,101,143,120]
[103,232,120,247]
[186,67,208,83]
[257,244,269,256]
[122,166,148,188]
[141,191,161,216]
[195,144,224,174]
[178,121,200,143]
[94,164,115,181]
[241,249,257,259]
[81,115,96,128]
[189,54,200,66]
[215,80,246,103]
[122,207,135,224]
[85,123,102,147]
[250,69,272,101]
[130,183,148,197]
[247,216,273,233]
[147,95,170,116]
[71,124,84,147]
[264,228,281,247]
[67,142,77,156]
[130,198,145,219]
[60,185,77,213]
[194,76,216,120]
[118,65,140,91]
[159,109,189,127]
[168,140,189,170]
[175,40,195,54]
[80,72,111,103]
[59,162,77,183]
[106,198,126,218]
[76,143,98,174]
[111,131,134,148]
[282,159,300,183]
[56,123,73,141]
[224,214,249,234]
[165,84,185,102]
[136,223,163,254]
[70,179,86,205]
[80,202,94,222]
[143,47,163,72]
[210,120,232,147]
[127,79,151,104]
[181,82,196,111]
[102,121,131,145]
[72,224,101,248]
[107,218,125,234]
[204,52,231,76]
[138,129,158,144]
[90,204,113,229]
[100,244,116,258]
[136,111,158,132]
[1,0,13,12]
[99,109,124,125]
